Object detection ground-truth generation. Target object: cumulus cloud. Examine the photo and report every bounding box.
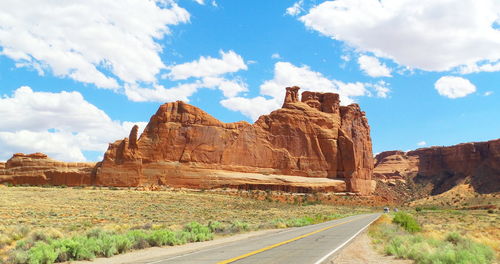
[166,50,247,81]
[434,76,476,99]
[300,0,500,72]
[0,0,190,89]
[417,141,427,146]
[286,0,304,16]
[358,55,392,77]
[128,50,248,102]
[459,61,500,74]
[484,91,494,96]
[0,86,146,161]
[221,62,390,120]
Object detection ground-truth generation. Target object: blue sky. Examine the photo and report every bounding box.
[0,0,499,161]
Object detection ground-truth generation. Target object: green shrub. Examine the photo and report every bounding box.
[207,221,224,233]
[113,235,132,253]
[126,230,150,249]
[27,242,58,264]
[230,221,250,233]
[7,249,29,264]
[10,223,215,263]
[285,217,314,227]
[392,212,421,233]
[183,222,213,242]
[147,229,176,246]
[415,207,422,212]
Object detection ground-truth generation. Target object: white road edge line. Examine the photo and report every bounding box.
[313,214,381,264]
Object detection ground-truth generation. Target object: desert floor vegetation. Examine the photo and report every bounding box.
[370,210,498,264]
[0,185,371,263]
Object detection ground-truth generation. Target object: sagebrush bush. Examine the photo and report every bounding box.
[27,242,58,264]
[230,221,250,233]
[393,212,421,233]
[371,216,495,264]
[8,223,217,264]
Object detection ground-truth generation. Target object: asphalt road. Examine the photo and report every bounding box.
[142,213,380,264]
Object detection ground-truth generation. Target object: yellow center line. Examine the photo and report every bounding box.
[216,215,369,264]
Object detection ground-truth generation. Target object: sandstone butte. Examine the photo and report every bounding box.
[0,86,376,195]
[373,138,500,195]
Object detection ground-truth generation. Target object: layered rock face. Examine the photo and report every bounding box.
[374,139,500,194]
[0,153,96,186]
[96,86,375,194]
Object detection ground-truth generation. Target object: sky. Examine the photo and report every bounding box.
[0,0,499,162]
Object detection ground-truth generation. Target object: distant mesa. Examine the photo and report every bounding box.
[0,86,375,195]
[374,139,500,198]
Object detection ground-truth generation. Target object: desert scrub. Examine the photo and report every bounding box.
[369,214,495,264]
[272,213,346,228]
[6,222,215,264]
[392,212,421,232]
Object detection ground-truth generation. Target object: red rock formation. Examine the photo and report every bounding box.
[374,139,500,194]
[0,153,95,186]
[96,86,375,194]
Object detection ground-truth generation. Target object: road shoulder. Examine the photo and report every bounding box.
[327,231,413,264]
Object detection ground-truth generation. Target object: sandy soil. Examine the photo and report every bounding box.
[328,231,413,264]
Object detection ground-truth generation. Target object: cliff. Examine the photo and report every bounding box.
[374,139,500,195]
[96,86,375,194]
[0,153,96,186]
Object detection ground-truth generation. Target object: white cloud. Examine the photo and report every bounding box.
[286,0,304,16]
[194,0,204,5]
[300,0,500,72]
[0,0,190,89]
[434,76,476,99]
[125,76,247,102]
[358,55,392,77]
[484,91,494,96]
[459,61,500,74]
[0,86,146,161]
[340,55,351,62]
[367,81,390,98]
[128,50,249,102]
[221,96,279,121]
[271,53,282,60]
[221,62,390,120]
[417,141,427,146]
[167,50,247,81]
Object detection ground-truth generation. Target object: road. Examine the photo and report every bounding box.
[140,213,380,264]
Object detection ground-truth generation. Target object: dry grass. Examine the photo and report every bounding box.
[370,211,498,263]
[0,186,371,231]
[0,185,372,261]
[415,209,500,257]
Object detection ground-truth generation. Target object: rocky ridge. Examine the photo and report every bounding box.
[0,86,375,194]
[0,153,96,186]
[373,139,500,201]
[96,86,375,194]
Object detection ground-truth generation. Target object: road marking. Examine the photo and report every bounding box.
[145,223,312,264]
[216,215,370,264]
[312,214,380,264]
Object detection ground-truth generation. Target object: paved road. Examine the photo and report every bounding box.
[139,213,380,264]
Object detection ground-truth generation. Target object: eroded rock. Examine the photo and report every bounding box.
[96,86,375,194]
